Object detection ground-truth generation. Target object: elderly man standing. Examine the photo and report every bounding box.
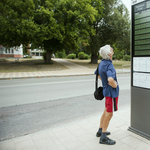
[94,45,119,145]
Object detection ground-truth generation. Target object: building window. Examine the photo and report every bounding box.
[40,53,43,56]
[36,53,39,56]
[0,47,3,54]
[12,49,14,54]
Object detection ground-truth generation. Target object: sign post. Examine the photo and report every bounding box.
[129,0,150,139]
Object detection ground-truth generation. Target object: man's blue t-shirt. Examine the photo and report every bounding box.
[94,59,119,98]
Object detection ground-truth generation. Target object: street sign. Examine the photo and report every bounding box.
[129,0,150,140]
[132,0,150,89]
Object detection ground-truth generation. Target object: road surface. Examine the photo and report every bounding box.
[0,74,130,141]
[0,74,130,107]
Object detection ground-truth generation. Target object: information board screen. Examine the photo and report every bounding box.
[132,0,150,89]
[133,57,150,88]
[133,1,150,56]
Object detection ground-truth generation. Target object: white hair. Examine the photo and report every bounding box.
[99,45,111,60]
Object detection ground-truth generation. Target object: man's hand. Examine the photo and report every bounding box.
[108,77,118,88]
[98,75,101,80]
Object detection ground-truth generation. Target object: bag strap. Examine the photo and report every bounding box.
[95,63,100,91]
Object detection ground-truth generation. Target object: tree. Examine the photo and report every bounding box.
[85,0,104,63]
[0,0,98,63]
[0,0,37,46]
[34,0,99,63]
[86,0,130,63]
[113,4,131,55]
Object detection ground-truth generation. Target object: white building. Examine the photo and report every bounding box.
[0,45,23,58]
[30,49,44,59]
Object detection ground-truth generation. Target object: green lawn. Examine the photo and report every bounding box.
[0,58,131,73]
[66,59,131,69]
[0,58,68,73]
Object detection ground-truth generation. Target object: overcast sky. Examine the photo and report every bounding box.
[122,0,131,16]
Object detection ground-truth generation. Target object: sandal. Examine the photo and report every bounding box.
[99,137,116,145]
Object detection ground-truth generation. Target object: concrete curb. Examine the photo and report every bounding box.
[0,71,130,80]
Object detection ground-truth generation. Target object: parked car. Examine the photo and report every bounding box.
[23,55,28,58]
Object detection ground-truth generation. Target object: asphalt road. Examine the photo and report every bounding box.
[0,74,131,141]
[0,74,130,107]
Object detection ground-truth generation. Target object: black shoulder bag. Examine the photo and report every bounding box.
[94,63,104,100]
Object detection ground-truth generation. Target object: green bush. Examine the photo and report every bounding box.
[56,50,66,58]
[84,54,89,59]
[116,51,124,60]
[123,55,131,61]
[112,55,116,60]
[78,52,85,59]
[67,53,76,59]
[129,55,131,61]
[117,54,122,60]
[78,52,89,59]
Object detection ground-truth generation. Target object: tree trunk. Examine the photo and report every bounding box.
[45,51,52,63]
[91,53,98,64]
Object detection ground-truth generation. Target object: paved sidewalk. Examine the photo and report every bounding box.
[0,105,150,150]
[0,59,130,79]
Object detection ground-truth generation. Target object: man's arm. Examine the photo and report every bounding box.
[108,77,117,88]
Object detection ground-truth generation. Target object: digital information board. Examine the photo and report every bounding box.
[132,0,150,89]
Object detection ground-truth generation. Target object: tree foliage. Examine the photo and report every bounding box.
[0,0,130,64]
[0,0,36,46]
[86,0,130,63]
[0,0,98,63]
[109,2,130,55]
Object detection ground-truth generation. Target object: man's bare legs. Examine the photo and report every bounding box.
[98,108,116,145]
[100,108,113,132]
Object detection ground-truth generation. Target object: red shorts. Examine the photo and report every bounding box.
[105,97,118,113]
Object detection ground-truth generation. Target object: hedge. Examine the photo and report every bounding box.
[55,50,66,58]
[123,55,131,61]
[67,53,76,59]
[78,52,89,59]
